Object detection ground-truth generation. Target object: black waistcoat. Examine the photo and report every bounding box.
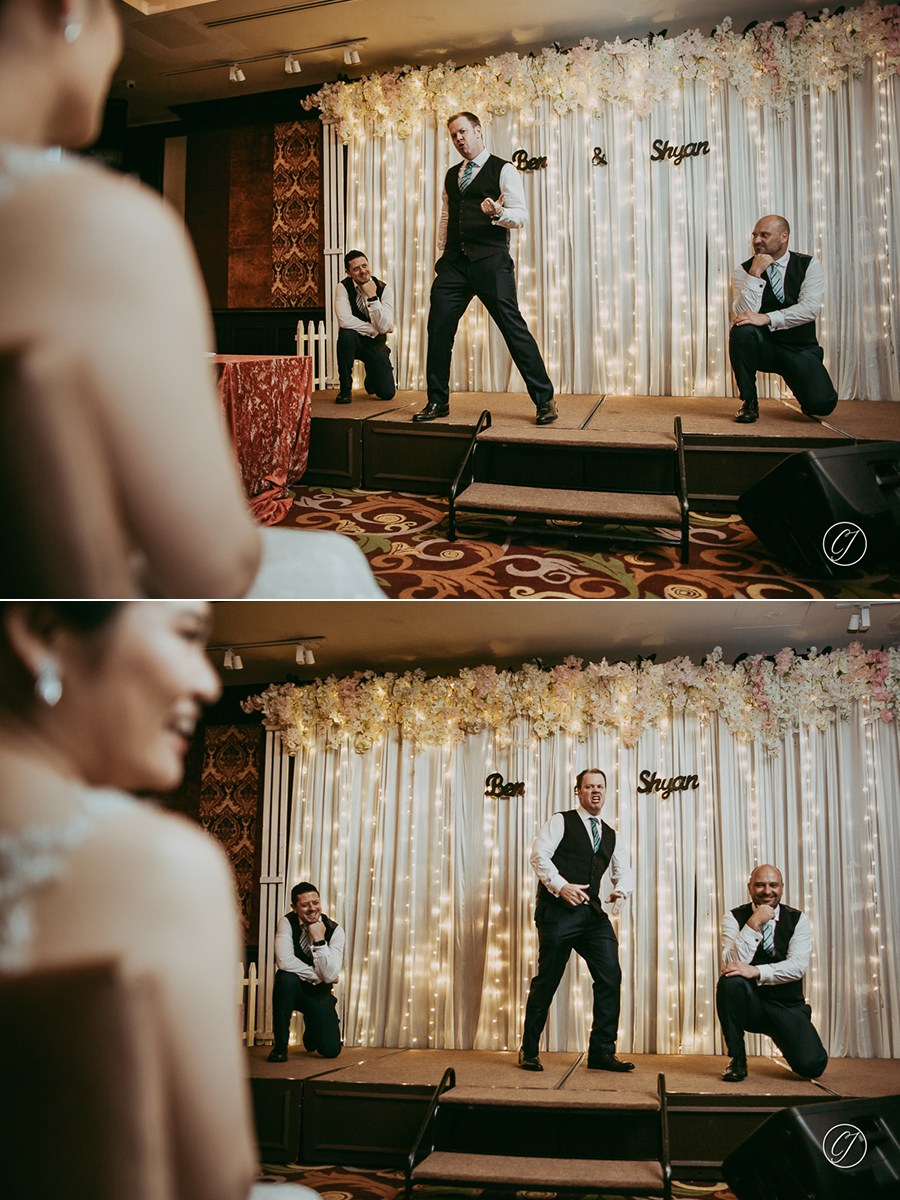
[536,809,616,917]
[443,155,510,261]
[340,276,388,340]
[285,910,339,987]
[731,902,805,1004]
[741,252,818,347]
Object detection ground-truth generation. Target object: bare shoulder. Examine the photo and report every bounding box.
[78,797,236,926]
[1,156,185,253]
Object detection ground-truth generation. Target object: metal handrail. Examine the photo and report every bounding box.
[405,1066,456,1200]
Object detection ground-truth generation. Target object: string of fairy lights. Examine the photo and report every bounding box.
[339,62,898,400]
[277,707,895,1056]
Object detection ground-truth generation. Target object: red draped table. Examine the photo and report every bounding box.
[215,354,312,525]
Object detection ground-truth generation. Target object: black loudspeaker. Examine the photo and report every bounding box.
[723,1094,900,1200]
[738,442,900,576]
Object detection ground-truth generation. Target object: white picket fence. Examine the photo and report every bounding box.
[296,319,329,390]
[237,961,258,1047]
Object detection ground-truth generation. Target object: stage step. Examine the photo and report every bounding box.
[448,411,690,562]
[443,1085,659,1110]
[406,1069,671,1200]
[410,1150,666,1191]
[453,481,682,523]
[479,427,676,450]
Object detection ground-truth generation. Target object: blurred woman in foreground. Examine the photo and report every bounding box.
[0,602,303,1198]
[0,0,381,598]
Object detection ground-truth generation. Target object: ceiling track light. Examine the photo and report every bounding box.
[284,54,301,74]
[166,38,367,78]
[847,612,860,633]
[223,648,234,669]
[860,605,870,632]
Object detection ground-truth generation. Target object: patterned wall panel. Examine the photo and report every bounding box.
[272,120,322,308]
[199,725,263,942]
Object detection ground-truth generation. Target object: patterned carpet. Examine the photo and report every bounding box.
[275,486,900,599]
[258,1161,736,1200]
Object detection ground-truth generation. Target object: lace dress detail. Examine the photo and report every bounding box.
[0,789,134,972]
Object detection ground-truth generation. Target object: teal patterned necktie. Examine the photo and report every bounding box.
[458,161,475,192]
[589,817,601,853]
[766,263,785,303]
[762,919,775,954]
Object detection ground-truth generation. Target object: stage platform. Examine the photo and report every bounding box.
[301,390,900,511]
[246,1046,900,1178]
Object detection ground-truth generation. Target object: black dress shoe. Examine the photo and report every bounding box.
[535,399,558,425]
[587,1053,635,1072]
[335,393,352,404]
[518,1049,543,1071]
[722,1055,747,1082]
[412,402,450,422]
[734,400,759,423]
[267,1047,288,1063]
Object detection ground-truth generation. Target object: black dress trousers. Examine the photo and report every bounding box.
[521,903,622,1057]
[425,252,553,409]
[715,974,828,1078]
[336,327,396,400]
[729,324,838,416]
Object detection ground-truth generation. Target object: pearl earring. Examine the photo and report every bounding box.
[35,659,63,707]
[64,20,82,43]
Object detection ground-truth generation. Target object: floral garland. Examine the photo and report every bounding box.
[242,642,899,756]
[301,3,900,137]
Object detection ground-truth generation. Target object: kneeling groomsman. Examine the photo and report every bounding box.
[268,882,344,1061]
[717,864,827,1081]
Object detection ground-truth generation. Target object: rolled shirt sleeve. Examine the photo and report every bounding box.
[273,914,345,984]
[721,906,811,985]
[335,281,393,338]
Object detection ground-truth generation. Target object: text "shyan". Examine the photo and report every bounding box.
[636,770,700,799]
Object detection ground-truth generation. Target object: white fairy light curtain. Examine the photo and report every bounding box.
[310,9,900,400]
[247,648,900,1056]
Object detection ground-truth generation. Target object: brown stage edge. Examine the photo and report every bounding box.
[247,1048,900,1174]
[301,392,900,507]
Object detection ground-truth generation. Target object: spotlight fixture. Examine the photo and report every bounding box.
[343,45,352,64]
[304,646,315,666]
[229,64,246,82]
[350,49,360,64]
[860,605,870,632]
[233,653,244,670]
[284,54,301,73]
[223,648,234,669]
[847,612,860,633]
[295,642,305,665]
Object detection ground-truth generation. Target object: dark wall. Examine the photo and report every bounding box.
[124,89,328,353]
[154,683,271,960]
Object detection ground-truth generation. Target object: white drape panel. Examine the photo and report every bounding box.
[342,60,899,400]
[283,699,898,1057]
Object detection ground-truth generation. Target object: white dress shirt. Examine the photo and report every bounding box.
[274,914,345,984]
[531,807,634,899]
[334,280,394,338]
[731,250,826,331]
[437,146,529,255]
[721,903,812,986]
